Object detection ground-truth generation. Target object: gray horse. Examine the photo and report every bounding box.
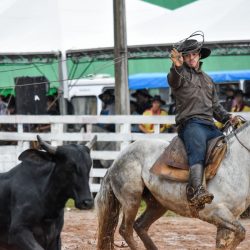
[96,121,250,250]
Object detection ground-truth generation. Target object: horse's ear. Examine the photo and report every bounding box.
[18,149,52,163]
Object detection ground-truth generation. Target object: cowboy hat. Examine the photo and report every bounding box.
[98,89,114,101]
[177,39,211,59]
[131,89,152,99]
[151,95,165,105]
[234,89,245,97]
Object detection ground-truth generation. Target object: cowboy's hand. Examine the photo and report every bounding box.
[229,115,241,127]
[170,48,183,67]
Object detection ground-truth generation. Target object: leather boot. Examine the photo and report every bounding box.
[187,163,214,208]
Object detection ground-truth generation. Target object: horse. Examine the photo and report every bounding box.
[96,121,250,250]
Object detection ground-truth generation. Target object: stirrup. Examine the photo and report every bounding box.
[192,186,214,205]
[186,184,195,202]
[186,185,213,210]
[186,185,205,215]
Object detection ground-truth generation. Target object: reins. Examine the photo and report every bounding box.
[222,116,250,153]
[233,126,250,153]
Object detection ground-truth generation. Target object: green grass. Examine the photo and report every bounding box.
[66,199,75,208]
[138,200,177,217]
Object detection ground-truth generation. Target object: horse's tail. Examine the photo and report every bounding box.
[95,172,121,250]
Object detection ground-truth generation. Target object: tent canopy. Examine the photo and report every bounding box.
[0,0,249,53]
[128,70,250,90]
[0,0,249,96]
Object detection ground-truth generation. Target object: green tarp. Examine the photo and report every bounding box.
[0,54,250,96]
[0,61,59,96]
[142,0,197,10]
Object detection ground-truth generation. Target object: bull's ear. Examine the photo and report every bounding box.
[18,149,52,163]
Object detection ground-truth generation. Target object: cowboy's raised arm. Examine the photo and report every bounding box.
[167,48,185,89]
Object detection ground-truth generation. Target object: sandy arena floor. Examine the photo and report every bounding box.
[62,209,250,250]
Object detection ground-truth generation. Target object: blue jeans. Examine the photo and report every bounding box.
[178,118,223,166]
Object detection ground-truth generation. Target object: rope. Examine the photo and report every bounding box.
[233,128,250,152]
[222,115,250,152]
[172,30,204,53]
[170,31,206,83]
[231,116,250,152]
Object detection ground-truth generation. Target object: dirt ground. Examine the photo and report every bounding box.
[62,209,250,250]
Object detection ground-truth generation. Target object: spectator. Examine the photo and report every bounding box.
[0,95,8,133]
[131,89,152,114]
[139,95,169,133]
[168,94,177,115]
[222,87,235,111]
[130,99,140,133]
[91,89,116,169]
[35,96,60,133]
[98,89,115,132]
[231,89,250,112]
[0,99,17,145]
[7,104,16,116]
[46,95,60,115]
[0,95,7,115]
[5,103,17,145]
[167,94,177,133]
[99,89,115,114]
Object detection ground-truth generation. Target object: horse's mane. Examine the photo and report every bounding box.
[225,120,250,142]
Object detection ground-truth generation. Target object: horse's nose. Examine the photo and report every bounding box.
[84,199,94,209]
[78,198,94,209]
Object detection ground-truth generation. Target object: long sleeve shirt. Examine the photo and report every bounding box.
[167,63,230,126]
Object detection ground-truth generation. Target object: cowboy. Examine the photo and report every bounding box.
[168,39,238,209]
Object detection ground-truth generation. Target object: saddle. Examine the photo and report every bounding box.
[150,136,227,182]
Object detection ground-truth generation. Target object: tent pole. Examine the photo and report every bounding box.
[58,52,68,115]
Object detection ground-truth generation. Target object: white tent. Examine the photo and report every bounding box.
[127,0,250,45]
[0,0,249,53]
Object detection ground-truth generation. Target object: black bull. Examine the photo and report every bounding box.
[0,135,96,250]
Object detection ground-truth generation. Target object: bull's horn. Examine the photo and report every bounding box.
[37,135,57,154]
[85,135,97,150]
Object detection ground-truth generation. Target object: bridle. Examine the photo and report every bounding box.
[222,116,250,153]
